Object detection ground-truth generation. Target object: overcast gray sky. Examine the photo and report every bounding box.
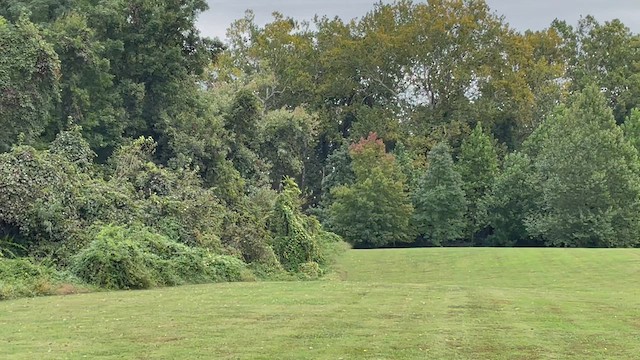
[197,0,640,40]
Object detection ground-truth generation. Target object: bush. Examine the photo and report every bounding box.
[0,146,82,250]
[0,257,80,300]
[169,250,254,284]
[206,254,255,282]
[249,261,291,281]
[71,224,252,290]
[297,261,322,280]
[269,178,321,271]
[316,230,350,267]
[71,225,156,290]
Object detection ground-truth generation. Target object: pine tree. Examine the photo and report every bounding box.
[413,142,467,246]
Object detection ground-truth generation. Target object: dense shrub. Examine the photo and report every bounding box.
[0,258,80,300]
[76,178,140,226]
[71,224,252,290]
[315,230,351,267]
[49,125,96,168]
[206,254,254,282]
[221,187,279,266]
[110,138,226,250]
[0,146,81,248]
[297,261,322,280]
[71,225,156,289]
[268,178,348,274]
[269,178,321,271]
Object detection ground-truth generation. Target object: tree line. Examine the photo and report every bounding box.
[219,1,640,248]
[1,0,639,295]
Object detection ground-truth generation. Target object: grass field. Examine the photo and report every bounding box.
[1,248,639,359]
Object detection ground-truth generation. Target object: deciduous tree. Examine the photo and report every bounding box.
[413,142,467,246]
[527,86,640,247]
[0,15,60,152]
[457,123,499,244]
[329,133,413,247]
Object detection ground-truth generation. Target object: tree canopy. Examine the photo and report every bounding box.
[2,0,640,298]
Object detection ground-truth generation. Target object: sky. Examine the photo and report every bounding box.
[196,0,640,40]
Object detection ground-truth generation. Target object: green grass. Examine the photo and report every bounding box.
[1,248,640,359]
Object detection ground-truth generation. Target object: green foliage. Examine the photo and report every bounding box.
[3,0,640,300]
[622,109,640,152]
[108,137,226,249]
[0,0,73,23]
[0,234,26,258]
[317,143,355,222]
[260,107,318,189]
[159,88,246,204]
[526,86,640,247]
[71,225,155,290]
[75,177,139,226]
[0,136,227,264]
[560,16,640,123]
[0,145,82,251]
[413,143,467,246]
[269,177,320,271]
[71,224,251,290]
[297,261,321,280]
[224,89,270,186]
[49,125,96,167]
[266,177,345,274]
[482,152,542,247]
[392,141,420,190]
[221,199,279,267]
[0,15,60,152]
[329,133,414,248]
[0,257,79,300]
[457,123,499,244]
[44,11,126,156]
[226,89,261,144]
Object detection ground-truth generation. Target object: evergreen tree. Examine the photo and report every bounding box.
[413,142,467,246]
[457,123,499,244]
[527,85,640,247]
[482,152,542,247]
[329,133,414,248]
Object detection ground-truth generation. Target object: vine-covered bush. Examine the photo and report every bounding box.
[269,178,321,271]
[71,225,157,289]
[71,224,252,290]
[0,257,80,300]
[0,145,83,253]
[268,178,347,274]
[297,261,322,280]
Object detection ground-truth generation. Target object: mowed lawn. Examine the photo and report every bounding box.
[1,248,639,359]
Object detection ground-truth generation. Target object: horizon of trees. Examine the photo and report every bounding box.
[1,0,640,294]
